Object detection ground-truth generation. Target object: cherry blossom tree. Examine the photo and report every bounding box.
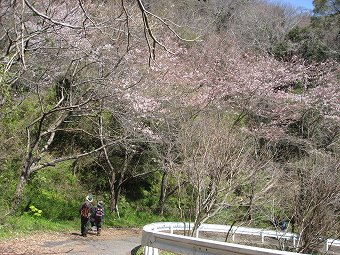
[172,109,278,234]
[0,0,185,213]
[123,16,339,247]
[0,4,338,250]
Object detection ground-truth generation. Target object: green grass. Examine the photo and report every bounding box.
[0,214,78,240]
[0,203,180,240]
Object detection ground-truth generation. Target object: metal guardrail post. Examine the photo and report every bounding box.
[325,240,329,252]
[144,246,160,255]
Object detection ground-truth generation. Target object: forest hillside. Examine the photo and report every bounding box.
[0,0,339,254]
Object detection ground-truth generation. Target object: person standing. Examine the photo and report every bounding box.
[89,204,97,230]
[94,201,105,236]
[79,194,93,237]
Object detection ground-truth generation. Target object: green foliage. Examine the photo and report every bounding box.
[300,39,328,61]
[273,13,339,62]
[135,246,178,255]
[26,205,43,217]
[313,0,340,15]
[24,161,85,220]
[160,251,178,255]
[0,158,22,215]
[108,196,178,227]
[0,214,78,239]
[50,118,101,156]
[273,42,290,60]
[124,170,160,203]
[210,205,256,226]
[286,27,309,43]
[288,108,339,152]
[291,83,304,95]
[1,92,41,134]
[135,246,144,255]
[75,156,109,192]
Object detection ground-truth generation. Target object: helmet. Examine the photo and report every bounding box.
[86,194,93,202]
[98,201,104,207]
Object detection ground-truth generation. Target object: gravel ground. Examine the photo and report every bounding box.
[0,227,142,255]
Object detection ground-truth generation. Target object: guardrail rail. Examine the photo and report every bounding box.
[141,222,340,255]
[142,222,301,255]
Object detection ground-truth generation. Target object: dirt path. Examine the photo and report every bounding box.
[0,228,142,255]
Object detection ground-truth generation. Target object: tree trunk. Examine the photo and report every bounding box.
[108,171,123,217]
[111,149,130,216]
[114,173,124,216]
[11,162,31,214]
[109,171,116,213]
[109,188,116,213]
[114,182,121,217]
[157,170,168,215]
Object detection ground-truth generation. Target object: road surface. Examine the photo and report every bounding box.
[0,228,142,255]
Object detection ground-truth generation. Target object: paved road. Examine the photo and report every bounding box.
[0,228,143,255]
[43,230,143,255]
[44,234,142,255]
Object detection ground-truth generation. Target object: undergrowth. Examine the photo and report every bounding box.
[0,214,78,239]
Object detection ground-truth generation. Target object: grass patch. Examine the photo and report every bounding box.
[0,205,180,240]
[0,214,78,240]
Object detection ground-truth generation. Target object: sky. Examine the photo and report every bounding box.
[270,0,314,10]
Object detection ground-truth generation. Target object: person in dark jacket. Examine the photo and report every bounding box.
[89,204,97,230]
[79,194,93,237]
[94,201,105,236]
[279,219,288,231]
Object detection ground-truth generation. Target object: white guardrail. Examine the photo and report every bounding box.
[326,239,340,252]
[141,222,340,255]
